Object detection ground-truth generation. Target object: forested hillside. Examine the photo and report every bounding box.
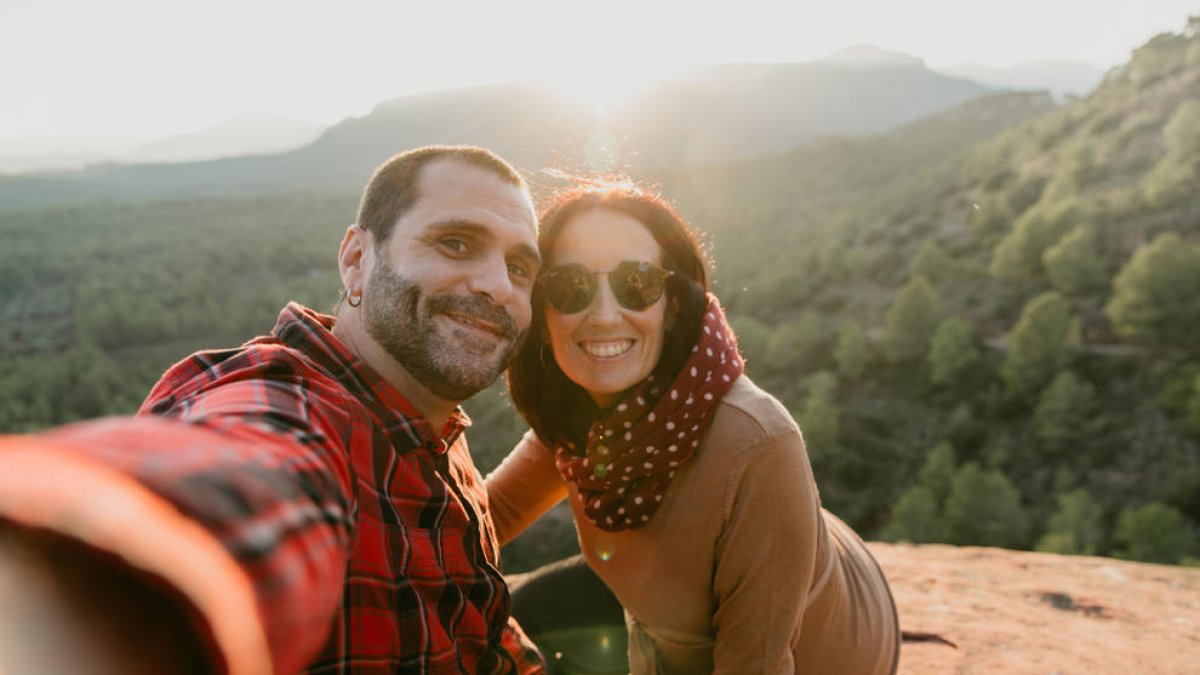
[1,19,1196,571]
[659,20,1200,567]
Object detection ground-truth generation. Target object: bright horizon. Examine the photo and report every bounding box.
[2,0,1196,146]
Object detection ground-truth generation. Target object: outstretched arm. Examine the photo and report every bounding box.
[0,375,359,675]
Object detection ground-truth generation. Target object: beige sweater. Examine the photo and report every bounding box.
[486,376,899,674]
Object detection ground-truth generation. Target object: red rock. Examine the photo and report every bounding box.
[871,543,1200,674]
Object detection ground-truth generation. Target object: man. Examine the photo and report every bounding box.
[0,146,545,674]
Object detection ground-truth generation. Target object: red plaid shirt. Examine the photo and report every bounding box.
[0,303,543,674]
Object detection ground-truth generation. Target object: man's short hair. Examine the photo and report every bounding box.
[355,146,528,243]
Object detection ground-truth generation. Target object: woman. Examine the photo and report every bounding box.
[487,181,899,674]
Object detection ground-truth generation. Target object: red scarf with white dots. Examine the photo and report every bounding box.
[554,294,745,532]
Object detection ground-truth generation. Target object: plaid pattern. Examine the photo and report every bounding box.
[31,303,542,674]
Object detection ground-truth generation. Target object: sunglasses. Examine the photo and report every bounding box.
[540,260,675,314]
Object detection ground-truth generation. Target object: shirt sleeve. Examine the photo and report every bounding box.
[710,429,821,675]
[484,430,568,546]
[0,375,358,675]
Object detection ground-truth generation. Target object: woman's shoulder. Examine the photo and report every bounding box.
[707,375,801,449]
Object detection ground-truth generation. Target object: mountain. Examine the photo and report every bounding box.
[0,56,991,212]
[0,115,326,176]
[937,60,1105,99]
[821,44,927,68]
[0,137,138,175]
[605,56,987,166]
[122,114,327,164]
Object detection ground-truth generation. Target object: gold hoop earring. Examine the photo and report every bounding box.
[347,289,362,308]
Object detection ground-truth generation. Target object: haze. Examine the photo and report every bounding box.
[1,0,1196,145]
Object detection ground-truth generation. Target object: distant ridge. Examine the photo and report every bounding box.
[0,57,992,212]
[124,114,327,164]
[936,60,1104,99]
[821,44,927,68]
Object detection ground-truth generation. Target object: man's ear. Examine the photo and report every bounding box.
[337,225,370,297]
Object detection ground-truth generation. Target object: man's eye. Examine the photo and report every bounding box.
[508,262,532,281]
[440,238,469,254]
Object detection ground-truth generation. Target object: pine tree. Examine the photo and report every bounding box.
[1043,225,1105,296]
[942,462,1028,548]
[1113,502,1196,564]
[928,317,980,387]
[833,321,870,379]
[1033,372,1096,456]
[1002,292,1074,397]
[1106,233,1200,348]
[884,276,941,363]
[1035,488,1105,555]
[917,442,956,505]
[883,486,941,543]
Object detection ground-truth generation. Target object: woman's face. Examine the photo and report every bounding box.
[544,208,669,409]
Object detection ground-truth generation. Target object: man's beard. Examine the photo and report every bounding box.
[363,261,524,402]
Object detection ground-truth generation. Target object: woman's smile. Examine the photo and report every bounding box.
[579,339,635,359]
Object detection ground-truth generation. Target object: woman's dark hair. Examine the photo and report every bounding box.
[507,180,710,450]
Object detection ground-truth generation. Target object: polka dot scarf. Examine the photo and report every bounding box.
[555,294,745,532]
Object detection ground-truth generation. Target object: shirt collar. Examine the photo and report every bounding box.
[271,302,471,453]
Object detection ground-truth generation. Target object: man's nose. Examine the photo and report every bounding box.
[467,254,515,305]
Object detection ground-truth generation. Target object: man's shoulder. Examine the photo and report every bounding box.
[140,338,343,415]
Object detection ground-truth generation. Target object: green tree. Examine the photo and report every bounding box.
[882,486,941,543]
[928,317,980,387]
[1106,233,1200,348]
[1113,502,1197,564]
[970,192,1013,241]
[1033,372,1096,456]
[990,198,1084,282]
[732,316,771,368]
[1189,373,1200,436]
[765,312,826,372]
[942,462,1028,548]
[833,321,870,379]
[1002,292,1074,397]
[1043,225,1106,296]
[912,240,954,282]
[884,276,941,363]
[1145,100,1200,207]
[918,442,956,505]
[1035,488,1105,555]
[799,371,840,455]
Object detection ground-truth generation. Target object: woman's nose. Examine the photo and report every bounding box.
[585,274,622,326]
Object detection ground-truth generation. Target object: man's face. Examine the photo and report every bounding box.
[362,158,539,402]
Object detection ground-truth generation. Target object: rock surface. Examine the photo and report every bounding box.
[871,543,1200,674]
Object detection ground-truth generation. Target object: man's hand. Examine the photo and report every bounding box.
[0,522,218,675]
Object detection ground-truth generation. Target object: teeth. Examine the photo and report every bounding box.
[582,340,633,358]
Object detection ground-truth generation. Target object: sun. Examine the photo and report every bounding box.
[538,64,674,121]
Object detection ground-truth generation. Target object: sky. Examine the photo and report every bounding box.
[1,0,1197,145]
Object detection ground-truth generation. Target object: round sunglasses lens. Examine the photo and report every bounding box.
[612,262,666,310]
[545,266,594,314]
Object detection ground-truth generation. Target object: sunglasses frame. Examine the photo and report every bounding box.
[540,260,675,314]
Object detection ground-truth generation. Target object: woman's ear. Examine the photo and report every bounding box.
[665,295,679,333]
